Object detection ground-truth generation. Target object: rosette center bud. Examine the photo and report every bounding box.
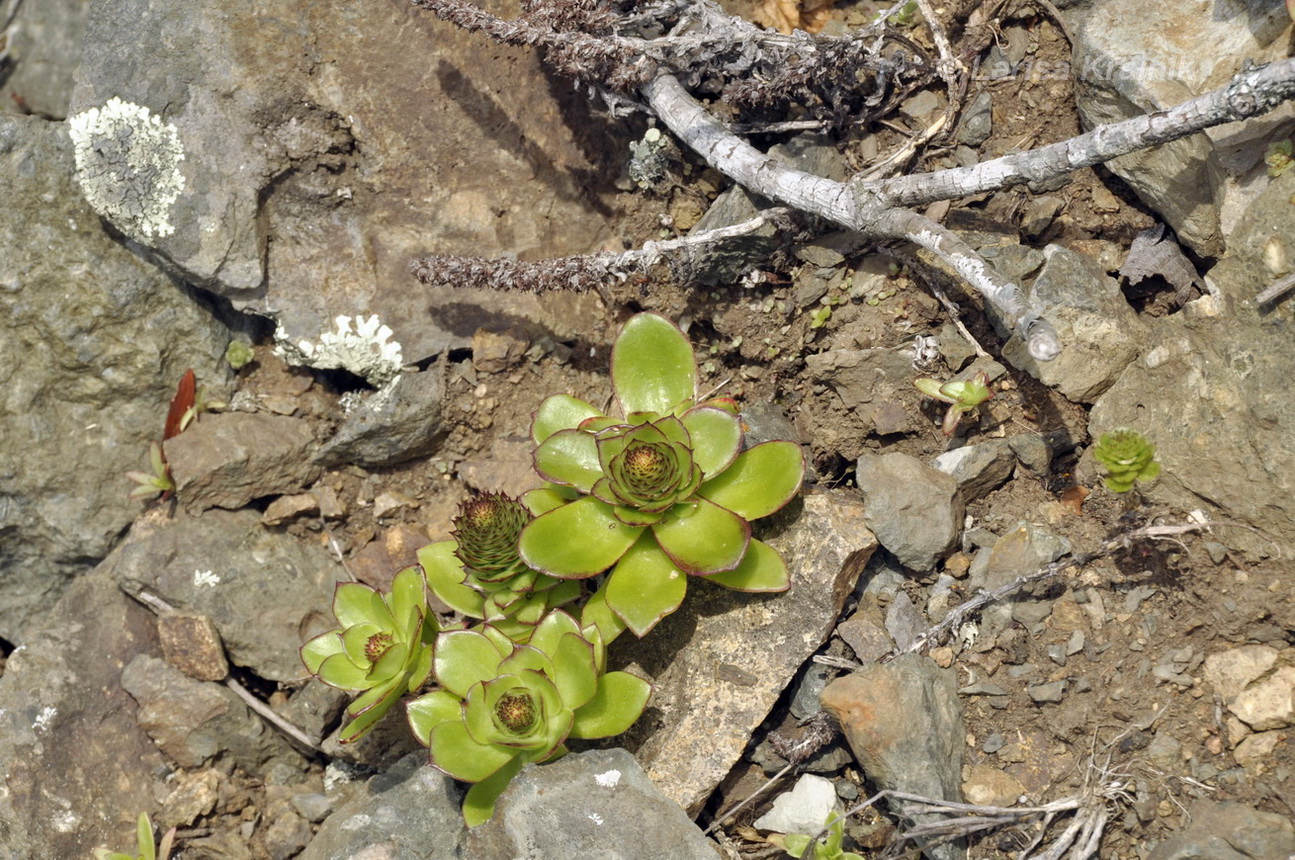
[625,444,670,484]
[495,691,538,734]
[364,631,394,664]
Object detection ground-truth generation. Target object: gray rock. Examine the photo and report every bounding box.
[0,570,162,859]
[1228,667,1295,731]
[166,412,320,512]
[0,114,231,641]
[108,508,341,682]
[933,440,1016,501]
[1092,173,1295,559]
[1027,680,1067,704]
[463,749,717,860]
[1,0,88,118]
[1147,800,1295,860]
[1002,244,1147,403]
[821,655,966,860]
[298,752,465,860]
[1008,432,1053,475]
[956,92,992,147]
[967,522,1071,650]
[71,0,615,360]
[857,452,964,570]
[1068,0,1293,256]
[1020,196,1063,238]
[807,347,918,438]
[620,492,878,814]
[836,595,894,665]
[121,654,305,772]
[789,663,834,721]
[315,368,446,467]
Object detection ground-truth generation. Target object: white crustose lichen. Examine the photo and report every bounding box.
[67,96,186,240]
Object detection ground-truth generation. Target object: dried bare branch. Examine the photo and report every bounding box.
[884,521,1213,661]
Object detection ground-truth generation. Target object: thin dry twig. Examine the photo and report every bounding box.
[885,521,1213,661]
[123,586,325,756]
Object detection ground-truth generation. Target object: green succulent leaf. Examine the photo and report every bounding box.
[534,429,602,491]
[580,582,628,647]
[407,689,467,747]
[532,394,604,445]
[698,440,805,521]
[427,719,518,783]
[521,484,579,516]
[316,650,375,690]
[300,631,344,675]
[652,497,750,575]
[389,566,428,634]
[526,608,582,657]
[333,582,391,629]
[1093,428,1160,493]
[612,313,697,415]
[462,755,527,827]
[519,496,642,579]
[681,406,743,479]
[605,532,689,637]
[550,632,599,711]
[913,376,951,402]
[570,670,652,739]
[701,538,790,592]
[419,541,485,618]
[435,630,508,698]
[338,675,405,743]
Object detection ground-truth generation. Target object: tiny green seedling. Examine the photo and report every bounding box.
[778,813,863,860]
[125,441,175,501]
[93,812,175,860]
[1265,140,1293,178]
[1092,428,1160,494]
[914,370,994,435]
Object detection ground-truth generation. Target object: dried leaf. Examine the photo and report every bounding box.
[1118,223,1203,305]
[163,369,196,441]
[1059,485,1089,516]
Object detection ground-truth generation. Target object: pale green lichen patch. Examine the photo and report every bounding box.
[68,97,186,240]
[273,314,404,390]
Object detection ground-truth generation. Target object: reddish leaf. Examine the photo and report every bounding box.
[164,369,196,440]
[1059,485,1090,516]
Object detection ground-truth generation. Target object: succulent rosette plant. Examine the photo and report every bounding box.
[420,493,582,642]
[1092,428,1160,493]
[518,313,805,637]
[406,609,650,825]
[300,565,437,743]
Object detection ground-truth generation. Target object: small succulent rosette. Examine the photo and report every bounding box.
[518,313,805,637]
[300,565,437,743]
[420,493,582,643]
[406,609,650,825]
[1092,428,1160,493]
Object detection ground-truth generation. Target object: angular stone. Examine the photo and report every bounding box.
[1203,645,1280,703]
[807,347,919,439]
[1228,666,1295,731]
[1002,245,1147,403]
[1068,0,1293,256]
[821,655,966,860]
[121,655,305,772]
[0,570,162,857]
[158,610,229,682]
[1,0,88,118]
[857,452,964,570]
[315,369,446,468]
[261,493,321,526]
[1147,799,1295,860]
[0,114,231,640]
[962,764,1025,807]
[107,509,341,682]
[619,492,877,814]
[297,752,464,860]
[463,749,716,860]
[166,413,321,513]
[933,440,1016,502]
